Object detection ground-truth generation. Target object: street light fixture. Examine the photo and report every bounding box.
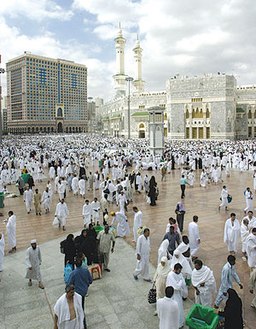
[125,76,133,139]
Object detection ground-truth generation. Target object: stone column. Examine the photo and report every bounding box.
[148,106,164,156]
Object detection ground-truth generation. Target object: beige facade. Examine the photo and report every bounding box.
[6,53,88,134]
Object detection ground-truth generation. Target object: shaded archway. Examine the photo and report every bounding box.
[138,123,145,138]
[57,122,63,133]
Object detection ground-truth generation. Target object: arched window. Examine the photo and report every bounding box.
[57,107,63,117]
[139,123,145,129]
[248,110,252,119]
[206,108,210,118]
[186,109,189,119]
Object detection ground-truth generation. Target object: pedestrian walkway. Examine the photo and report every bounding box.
[0,235,193,329]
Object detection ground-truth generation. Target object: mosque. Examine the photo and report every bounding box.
[99,27,256,140]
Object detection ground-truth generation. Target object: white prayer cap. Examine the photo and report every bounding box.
[31,239,37,244]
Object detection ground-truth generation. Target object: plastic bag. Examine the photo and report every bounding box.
[52,216,59,226]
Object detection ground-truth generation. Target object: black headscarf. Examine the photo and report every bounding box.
[219,288,243,329]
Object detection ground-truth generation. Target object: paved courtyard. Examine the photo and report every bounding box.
[0,164,256,328]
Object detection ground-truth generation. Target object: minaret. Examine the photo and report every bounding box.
[113,24,126,98]
[133,36,145,93]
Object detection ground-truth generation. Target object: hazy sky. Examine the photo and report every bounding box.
[1,0,256,100]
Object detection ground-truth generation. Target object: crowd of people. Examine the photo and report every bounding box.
[1,134,256,328]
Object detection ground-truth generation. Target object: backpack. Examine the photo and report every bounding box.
[64,263,73,284]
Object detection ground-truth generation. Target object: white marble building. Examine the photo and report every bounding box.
[99,28,256,140]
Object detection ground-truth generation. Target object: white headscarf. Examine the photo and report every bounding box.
[156,256,171,277]
[157,239,170,264]
[170,250,192,276]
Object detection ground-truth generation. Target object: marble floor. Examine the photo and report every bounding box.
[0,165,255,328]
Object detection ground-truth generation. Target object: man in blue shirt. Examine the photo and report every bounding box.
[68,258,93,328]
[163,226,180,256]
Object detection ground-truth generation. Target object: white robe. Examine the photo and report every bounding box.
[117,194,127,215]
[41,191,51,211]
[135,175,142,192]
[249,216,256,230]
[158,240,171,264]
[49,166,55,180]
[0,233,5,272]
[246,233,256,268]
[24,189,33,212]
[134,234,150,280]
[55,202,69,226]
[6,214,16,249]
[133,210,143,242]
[54,292,84,329]
[188,222,200,256]
[191,265,216,307]
[244,190,253,212]
[25,246,42,281]
[111,212,130,237]
[240,222,249,253]
[200,171,207,187]
[166,271,187,328]
[157,297,179,329]
[71,177,79,195]
[219,188,228,208]
[82,204,92,226]
[91,201,100,222]
[78,179,86,197]
[224,218,240,252]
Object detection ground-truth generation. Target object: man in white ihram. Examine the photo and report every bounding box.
[166,263,187,328]
[157,286,179,329]
[192,259,216,307]
[55,199,69,231]
[110,211,130,237]
[246,227,256,269]
[4,210,16,253]
[54,284,84,329]
[82,200,92,227]
[24,186,33,214]
[224,213,240,254]
[133,228,151,282]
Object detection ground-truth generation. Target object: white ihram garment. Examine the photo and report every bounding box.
[55,202,69,226]
[133,211,142,242]
[224,218,240,252]
[188,221,200,256]
[191,265,216,307]
[6,215,16,249]
[166,271,187,328]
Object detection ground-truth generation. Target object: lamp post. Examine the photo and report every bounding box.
[125,76,133,139]
[0,66,5,145]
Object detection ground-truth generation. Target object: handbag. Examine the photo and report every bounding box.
[148,282,157,304]
[227,195,232,203]
[52,216,59,226]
